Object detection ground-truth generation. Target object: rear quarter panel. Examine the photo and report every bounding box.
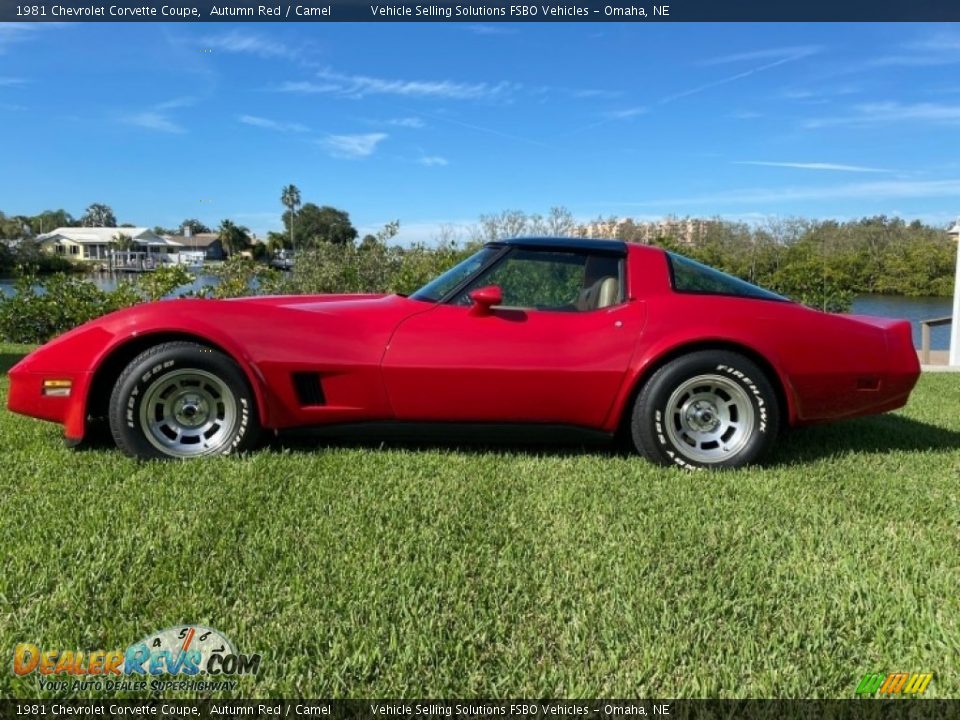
[619,246,908,426]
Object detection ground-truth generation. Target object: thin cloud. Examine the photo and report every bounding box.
[320,132,387,159]
[239,114,309,133]
[418,156,448,167]
[201,31,299,61]
[910,33,960,53]
[605,106,648,119]
[0,76,27,86]
[780,85,860,104]
[156,96,195,110]
[612,178,960,207]
[0,23,37,53]
[123,111,185,134]
[570,88,624,100]
[275,81,341,94]
[866,32,960,68]
[735,161,891,173]
[565,45,812,139]
[277,68,516,100]
[0,22,67,54]
[700,45,821,66]
[806,101,960,128]
[386,117,425,128]
[661,50,815,105]
[412,109,550,148]
[121,97,193,133]
[463,24,518,36]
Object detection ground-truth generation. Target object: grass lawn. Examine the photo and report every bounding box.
[1,342,959,699]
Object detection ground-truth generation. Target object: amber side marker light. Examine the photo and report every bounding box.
[42,379,72,397]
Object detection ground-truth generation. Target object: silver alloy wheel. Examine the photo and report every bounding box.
[664,373,755,464]
[138,368,238,458]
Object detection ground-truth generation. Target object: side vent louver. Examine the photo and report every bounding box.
[292,372,326,406]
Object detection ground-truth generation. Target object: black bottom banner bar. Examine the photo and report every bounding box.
[2,701,959,720]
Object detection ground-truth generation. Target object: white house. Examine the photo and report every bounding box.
[36,227,182,261]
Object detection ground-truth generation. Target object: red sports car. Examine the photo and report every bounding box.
[7,238,920,469]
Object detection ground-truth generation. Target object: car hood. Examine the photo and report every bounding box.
[224,292,392,312]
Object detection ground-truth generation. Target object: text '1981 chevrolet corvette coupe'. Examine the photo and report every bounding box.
[7,238,920,469]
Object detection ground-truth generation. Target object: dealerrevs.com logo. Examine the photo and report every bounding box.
[13,625,261,693]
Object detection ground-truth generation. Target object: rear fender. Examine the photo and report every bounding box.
[606,334,798,432]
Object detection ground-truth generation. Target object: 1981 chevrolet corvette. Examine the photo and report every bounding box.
[7,238,920,469]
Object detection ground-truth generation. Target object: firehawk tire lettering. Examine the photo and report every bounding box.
[717,364,768,432]
[108,341,260,460]
[631,351,780,470]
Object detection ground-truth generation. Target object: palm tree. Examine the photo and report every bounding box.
[110,231,135,270]
[281,184,301,252]
[218,219,251,257]
[113,232,135,252]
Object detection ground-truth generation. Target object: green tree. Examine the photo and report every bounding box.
[266,231,289,255]
[218,219,251,256]
[0,213,32,239]
[180,218,211,235]
[280,184,301,251]
[80,203,117,227]
[283,203,357,248]
[29,209,76,236]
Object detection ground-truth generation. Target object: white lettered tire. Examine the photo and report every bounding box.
[631,350,779,470]
[108,341,260,460]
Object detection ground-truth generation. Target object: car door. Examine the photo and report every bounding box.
[381,247,643,428]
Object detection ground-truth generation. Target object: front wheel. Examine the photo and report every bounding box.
[631,351,779,470]
[108,341,260,460]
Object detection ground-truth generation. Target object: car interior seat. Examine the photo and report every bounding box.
[575,276,619,311]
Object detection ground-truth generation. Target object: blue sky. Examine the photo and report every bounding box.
[2,21,960,243]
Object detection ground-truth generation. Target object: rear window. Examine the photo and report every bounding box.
[667,253,788,302]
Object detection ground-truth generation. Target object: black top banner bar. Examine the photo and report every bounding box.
[1,0,959,22]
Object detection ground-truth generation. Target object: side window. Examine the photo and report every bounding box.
[453,249,624,312]
[668,252,787,302]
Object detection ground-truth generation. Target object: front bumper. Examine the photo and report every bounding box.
[7,366,94,441]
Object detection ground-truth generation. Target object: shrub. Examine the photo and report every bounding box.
[200,256,284,299]
[0,274,141,343]
[12,240,78,275]
[0,243,13,275]
[283,240,476,296]
[137,265,196,301]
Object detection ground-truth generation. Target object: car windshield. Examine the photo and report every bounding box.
[410,246,501,302]
[667,252,789,302]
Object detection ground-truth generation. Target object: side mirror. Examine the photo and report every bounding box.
[468,285,502,315]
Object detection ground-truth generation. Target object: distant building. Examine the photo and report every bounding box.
[162,231,225,261]
[36,227,182,261]
[580,217,719,245]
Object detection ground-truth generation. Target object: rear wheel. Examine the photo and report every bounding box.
[631,350,779,470]
[108,341,259,460]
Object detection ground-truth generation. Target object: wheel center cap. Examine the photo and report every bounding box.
[686,400,720,433]
[174,393,209,427]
